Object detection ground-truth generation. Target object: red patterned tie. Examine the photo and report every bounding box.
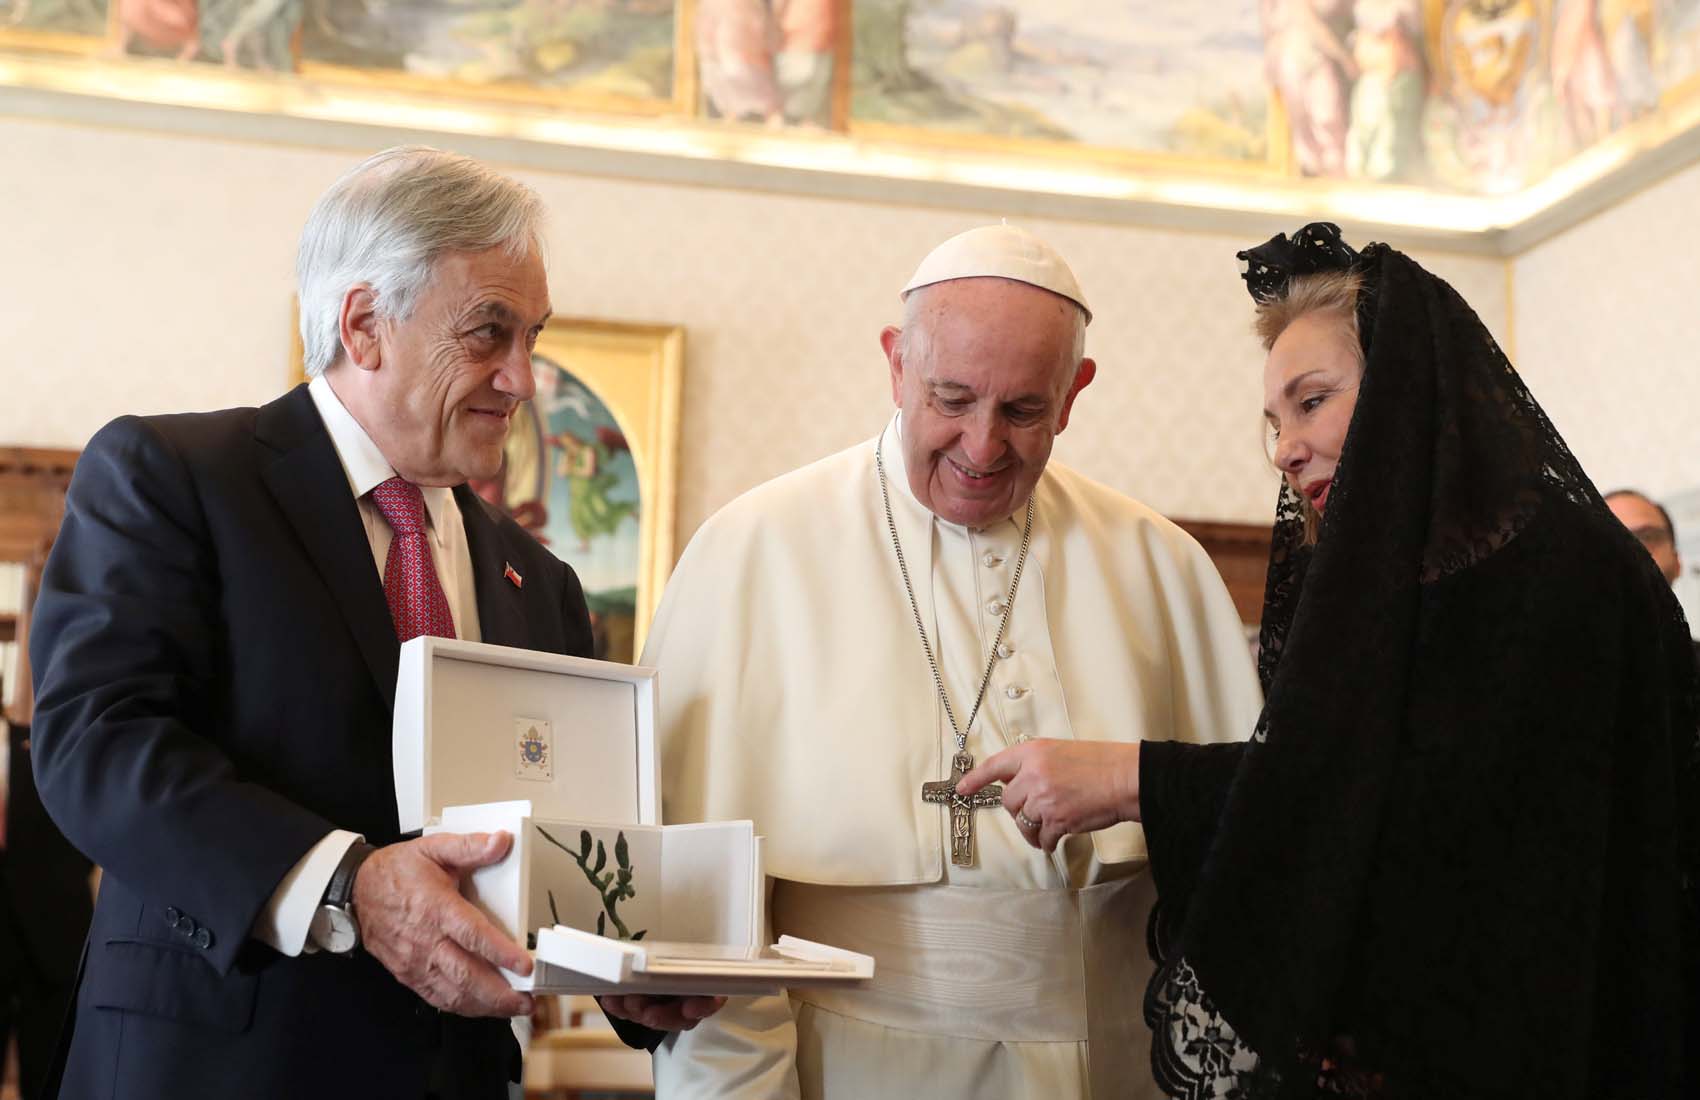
[370,477,457,643]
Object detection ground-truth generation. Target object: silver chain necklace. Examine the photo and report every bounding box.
[877,429,1035,867]
[876,431,1034,752]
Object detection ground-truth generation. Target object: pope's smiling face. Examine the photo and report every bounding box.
[883,278,1094,528]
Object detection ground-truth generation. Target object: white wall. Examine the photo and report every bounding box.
[1513,158,1700,628]
[1512,158,1700,502]
[0,115,1510,543]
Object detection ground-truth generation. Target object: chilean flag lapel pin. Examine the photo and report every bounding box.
[504,562,524,589]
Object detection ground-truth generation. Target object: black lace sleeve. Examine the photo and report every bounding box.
[1140,740,1245,907]
[1141,741,1269,1100]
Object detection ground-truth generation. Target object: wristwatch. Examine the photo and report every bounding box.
[309,841,376,955]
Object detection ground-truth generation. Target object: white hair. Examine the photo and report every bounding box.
[898,280,1087,375]
[296,145,545,378]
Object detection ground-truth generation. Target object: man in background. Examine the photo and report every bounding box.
[1607,487,1700,1097]
[0,550,93,1100]
[1607,488,1684,586]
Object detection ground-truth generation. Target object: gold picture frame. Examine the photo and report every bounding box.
[522,318,682,662]
[289,315,683,663]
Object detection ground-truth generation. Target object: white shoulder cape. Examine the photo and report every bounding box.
[643,428,1263,884]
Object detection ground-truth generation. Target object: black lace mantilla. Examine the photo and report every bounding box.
[1145,226,1700,1099]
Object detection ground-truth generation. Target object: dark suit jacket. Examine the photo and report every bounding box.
[30,386,657,1100]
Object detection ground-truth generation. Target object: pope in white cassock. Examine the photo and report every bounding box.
[639,225,1264,1098]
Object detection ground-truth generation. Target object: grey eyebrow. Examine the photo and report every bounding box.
[468,302,552,330]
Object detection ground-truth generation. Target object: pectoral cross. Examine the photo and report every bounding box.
[921,751,1004,867]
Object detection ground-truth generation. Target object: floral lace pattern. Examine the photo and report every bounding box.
[1146,902,1264,1100]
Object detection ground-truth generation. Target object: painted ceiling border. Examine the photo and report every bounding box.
[5,51,1700,260]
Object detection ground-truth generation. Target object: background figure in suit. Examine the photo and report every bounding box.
[29,146,711,1100]
[0,719,94,1100]
[1,538,94,1100]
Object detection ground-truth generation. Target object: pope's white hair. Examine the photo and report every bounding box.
[899,280,1087,378]
[295,145,545,378]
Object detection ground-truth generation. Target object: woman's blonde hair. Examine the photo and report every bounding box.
[1253,268,1365,353]
[1255,269,1366,543]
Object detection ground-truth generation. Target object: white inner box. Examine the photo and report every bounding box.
[392,638,873,995]
[394,638,657,835]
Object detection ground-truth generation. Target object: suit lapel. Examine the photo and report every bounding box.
[457,485,529,649]
[257,386,400,708]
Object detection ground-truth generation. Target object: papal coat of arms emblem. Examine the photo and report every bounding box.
[514,717,554,781]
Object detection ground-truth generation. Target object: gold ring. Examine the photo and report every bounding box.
[1016,811,1037,830]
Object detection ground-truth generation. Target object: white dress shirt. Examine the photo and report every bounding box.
[251,376,483,955]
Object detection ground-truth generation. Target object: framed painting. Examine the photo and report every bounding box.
[478,319,683,663]
[0,0,110,54]
[0,0,299,68]
[288,315,683,664]
[294,0,693,117]
[1658,0,1700,102]
[693,0,852,129]
[849,0,1277,172]
[112,0,303,71]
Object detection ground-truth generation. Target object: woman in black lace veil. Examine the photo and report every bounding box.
[962,223,1698,1098]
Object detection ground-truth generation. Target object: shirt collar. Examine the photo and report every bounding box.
[308,375,456,537]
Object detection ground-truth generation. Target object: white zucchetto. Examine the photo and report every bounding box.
[901,223,1092,324]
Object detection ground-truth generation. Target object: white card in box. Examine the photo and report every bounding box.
[392,637,873,995]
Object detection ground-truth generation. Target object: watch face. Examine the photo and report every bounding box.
[311,905,359,955]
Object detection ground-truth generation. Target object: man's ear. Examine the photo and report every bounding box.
[339,286,383,373]
[880,325,905,407]
[1055,358,1096,434]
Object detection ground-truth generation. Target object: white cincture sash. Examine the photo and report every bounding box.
[773,875,1152,1098]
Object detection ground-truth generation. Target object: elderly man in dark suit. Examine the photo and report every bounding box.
[29,146,717,1100]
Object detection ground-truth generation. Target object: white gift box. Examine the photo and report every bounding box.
[392,637,873,995]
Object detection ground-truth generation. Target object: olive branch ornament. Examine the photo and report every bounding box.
[537,826,647,942]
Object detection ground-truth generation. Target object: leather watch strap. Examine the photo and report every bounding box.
[325,841,376,909]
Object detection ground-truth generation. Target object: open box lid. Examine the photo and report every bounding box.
[393,637,659,834]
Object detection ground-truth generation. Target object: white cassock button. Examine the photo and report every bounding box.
[986,600,1007,617]
[996,643,1014,659]
[1005,685,1028,700]
[1012,730,1031,744]
[982,551,1005,568]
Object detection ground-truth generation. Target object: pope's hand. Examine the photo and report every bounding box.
[957,740,1141,853]
[353,831,535,1019]
[597,994,727,1032]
